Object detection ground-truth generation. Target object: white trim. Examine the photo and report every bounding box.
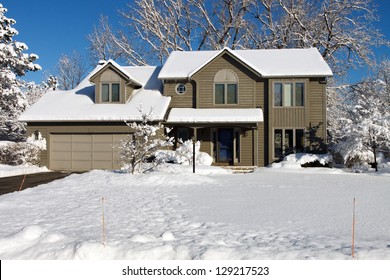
[167,108,263,123]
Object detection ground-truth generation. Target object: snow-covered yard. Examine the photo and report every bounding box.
[0,164,389,260]
[0,164,49,178]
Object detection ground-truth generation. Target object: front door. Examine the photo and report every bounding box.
[217,128,234,164]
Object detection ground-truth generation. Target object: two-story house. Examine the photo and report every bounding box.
[19,47,332,171]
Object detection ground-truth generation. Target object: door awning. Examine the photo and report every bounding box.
[166,108,263,123]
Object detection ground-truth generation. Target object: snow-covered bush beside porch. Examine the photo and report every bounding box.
[155,140,213,166]
[271,153,332,169]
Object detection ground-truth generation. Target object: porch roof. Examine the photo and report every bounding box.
[166,108,263,124]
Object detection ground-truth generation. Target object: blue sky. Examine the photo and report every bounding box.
[1,0,389,84]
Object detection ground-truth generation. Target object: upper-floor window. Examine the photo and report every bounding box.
[274,82,304,107]
[175,83,187,95]
[102,83,120,102]
[214,69,238,105]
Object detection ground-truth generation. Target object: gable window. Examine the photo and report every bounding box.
[102,83,120,102]
[214,69,238,105]
[175,83,187,95]
[274,82,305,107]
[274,128,305,159]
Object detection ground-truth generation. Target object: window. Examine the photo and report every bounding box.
[215,83,238,104]
[177,127,190,142]
[175,84,187,95]
[274,82,305,107]
[274,128,305,159]
[214,69,238,105]
[101,83,120,102]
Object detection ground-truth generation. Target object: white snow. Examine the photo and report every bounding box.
[19,66,170,122]
[0,164,49,178]
[89,59,143,86]
[0,165,389,260]
[167,108,263,123]
[26,132,46,150]
[271,153,332,169]
[156,140,214,166]
[158,47,333,79]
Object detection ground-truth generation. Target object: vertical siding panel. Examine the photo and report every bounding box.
[192,54,258,108]
[164,81,194,108]
[240,128,253,166]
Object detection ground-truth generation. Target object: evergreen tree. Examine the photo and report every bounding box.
[0,3,41,141]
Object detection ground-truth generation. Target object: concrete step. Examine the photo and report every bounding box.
[222,166,256,174]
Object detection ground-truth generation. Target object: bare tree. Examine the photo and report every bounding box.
[87,0,388,75]
[87,15,123,64]
[55,51,87,90]
[248,0,388,76]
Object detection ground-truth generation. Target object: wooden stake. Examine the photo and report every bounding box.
[18,174,27,192]
[352,197,356,258]
[102,197,106,247]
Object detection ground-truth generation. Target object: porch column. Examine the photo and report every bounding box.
[253,127,258,166]
[192,127,198,173]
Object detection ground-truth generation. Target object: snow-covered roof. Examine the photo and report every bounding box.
[166,108,263,123]
[19,66,170,122]
[89,59,143,86]
[158,47,333,79]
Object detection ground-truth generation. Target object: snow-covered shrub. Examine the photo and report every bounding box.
[271,153,332,169]
[26,132,47,150]
[155,140,213,166]
[119,107,174,174]
[174,139,213,166]
[0,133,46,166]
[328,64,390,171]
[0,142,41,166]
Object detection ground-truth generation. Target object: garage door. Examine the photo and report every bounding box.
[50,134,131,171]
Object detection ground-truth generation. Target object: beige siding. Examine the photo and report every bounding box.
[192,54,259,108]
[164,81,194,108]
[240,128,253,166]
[198,128,210,154]
[90,66,128,104]
[125,84,136,101]
[267,78,327,163]
[269,78,308,128]
[163,53,268,167]
[257,123,265,167]
[308,80,327,140]
[272,108,306,127]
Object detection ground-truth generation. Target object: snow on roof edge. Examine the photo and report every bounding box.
[167,108,263,123]
[89,59,143,86]
[159,47,333,80]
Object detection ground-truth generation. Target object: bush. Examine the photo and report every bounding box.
[0,142,41,166]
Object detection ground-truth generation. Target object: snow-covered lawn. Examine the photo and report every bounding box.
[0,164,49,178]
[0,165,389,260]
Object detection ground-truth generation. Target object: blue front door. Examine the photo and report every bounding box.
[217,128,234,164]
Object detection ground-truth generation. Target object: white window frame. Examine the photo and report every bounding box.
[273,81,305,107]
[214,83,238,105]
[175,83,187,95]
[101,83,120,103]
[273,128,305,159]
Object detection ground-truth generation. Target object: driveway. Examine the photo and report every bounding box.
[0,172,75,196]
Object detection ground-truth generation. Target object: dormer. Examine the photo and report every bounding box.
[89,60,142,104]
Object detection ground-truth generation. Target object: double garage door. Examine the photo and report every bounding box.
[50,134,130,171]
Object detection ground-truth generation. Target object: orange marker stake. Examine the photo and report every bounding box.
[18,174,27,192]
[352,197,356,258]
